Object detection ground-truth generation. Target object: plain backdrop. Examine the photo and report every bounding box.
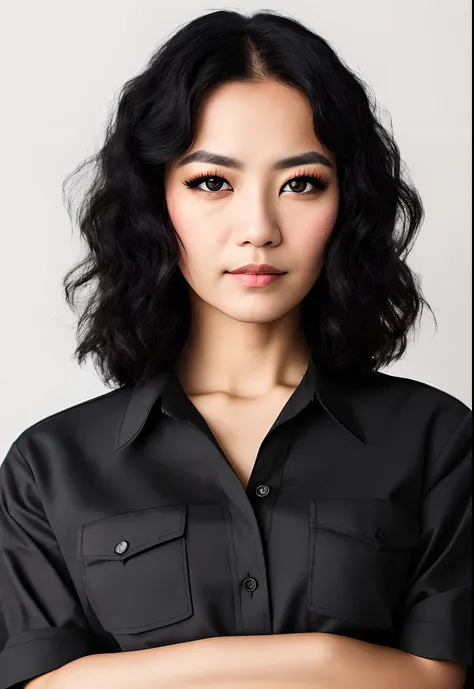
[0,0,472,462]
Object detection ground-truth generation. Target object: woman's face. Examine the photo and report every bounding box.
[164,80,339,325]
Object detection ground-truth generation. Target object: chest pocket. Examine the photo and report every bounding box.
[308,498,419,631]
[77,504,192,634]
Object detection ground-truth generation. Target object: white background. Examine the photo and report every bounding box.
[0,0,471,460]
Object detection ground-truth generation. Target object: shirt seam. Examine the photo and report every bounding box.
[422,410,472,498]
[11,387,124,441]
[4,441,70,579]
[7,441,68,554]
[5,440,39,515]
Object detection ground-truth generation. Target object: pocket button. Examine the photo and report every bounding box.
[114,540,129,555]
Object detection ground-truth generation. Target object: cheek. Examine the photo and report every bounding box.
[166,198,222,276]
[293,209,337,266]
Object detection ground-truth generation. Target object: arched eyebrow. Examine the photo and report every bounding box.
[176,149,334,171]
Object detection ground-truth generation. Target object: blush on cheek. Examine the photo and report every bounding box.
[297,216,335,252]
[318,205,339,233]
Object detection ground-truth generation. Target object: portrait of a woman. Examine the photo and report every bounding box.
[0,8,471,689]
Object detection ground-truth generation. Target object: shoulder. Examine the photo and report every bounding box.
[364,369,471,450]
[4,385,132,473]
[334,365,470,415]
[369,369,471,416]
[331,367,471,454]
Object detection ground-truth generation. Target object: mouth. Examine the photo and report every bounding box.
[227,263,286,275]
[225,272,287,287]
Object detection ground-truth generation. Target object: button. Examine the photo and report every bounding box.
[242,577,258,592]
[256,484,270,497]
[114,540,129,555]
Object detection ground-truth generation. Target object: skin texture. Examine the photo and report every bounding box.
[164,79,339,399]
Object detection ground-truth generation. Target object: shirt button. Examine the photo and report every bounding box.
[256,484,270,497]
[243,577,258,592]
[114,540,129,555]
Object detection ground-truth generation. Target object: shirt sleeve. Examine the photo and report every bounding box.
[0,439,103,689]
[393,410,472,667]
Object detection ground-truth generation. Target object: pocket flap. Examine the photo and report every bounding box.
[78,504,187,562]
[310,498,419,549]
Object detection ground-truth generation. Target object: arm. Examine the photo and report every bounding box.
[24,633,328,689]
[319,633,467,689]
[25,632,467,689]
[191,633,468,689]
[25,638,215,689]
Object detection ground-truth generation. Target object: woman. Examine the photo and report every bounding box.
[0,8,471,689]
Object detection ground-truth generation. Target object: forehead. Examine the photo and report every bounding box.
[172,80,335,171]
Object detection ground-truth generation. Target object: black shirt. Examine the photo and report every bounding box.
[0,355,472,688]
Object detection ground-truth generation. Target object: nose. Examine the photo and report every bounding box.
[235,194,282,247]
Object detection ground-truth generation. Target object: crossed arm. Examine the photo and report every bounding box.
[29,632,467,689]
[188,633,468,689]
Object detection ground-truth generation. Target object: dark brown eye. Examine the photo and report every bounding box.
[203,177,228,192]
[183,174,231,193]
[282,175,330,194]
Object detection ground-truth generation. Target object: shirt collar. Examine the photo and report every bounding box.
[112,353,365,454]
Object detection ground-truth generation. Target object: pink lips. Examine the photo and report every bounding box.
[227,273,285,287]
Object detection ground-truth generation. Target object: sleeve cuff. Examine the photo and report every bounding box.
[396,617,472,665]
[0,627,100,689]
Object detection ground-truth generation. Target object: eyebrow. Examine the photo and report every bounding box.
[176,149,334,171]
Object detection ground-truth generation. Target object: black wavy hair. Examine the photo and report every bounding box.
[62,8,435,389]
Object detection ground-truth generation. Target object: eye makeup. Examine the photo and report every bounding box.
[182,167,330,195]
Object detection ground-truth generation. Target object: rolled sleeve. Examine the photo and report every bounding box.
[0,440,101,689]
[393,411,472,666]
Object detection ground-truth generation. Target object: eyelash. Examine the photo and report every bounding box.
[182,168,330,195]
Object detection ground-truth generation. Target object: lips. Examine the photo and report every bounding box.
[228,272,285,287]
[228,263,285,275]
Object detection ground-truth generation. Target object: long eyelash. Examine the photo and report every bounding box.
[292,172,330,191]
[183,169,225,188]
[182,168,330,192]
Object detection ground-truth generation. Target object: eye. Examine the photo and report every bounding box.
[183,173,232,193]
[183,170,330,195]
[281,174,330,194]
